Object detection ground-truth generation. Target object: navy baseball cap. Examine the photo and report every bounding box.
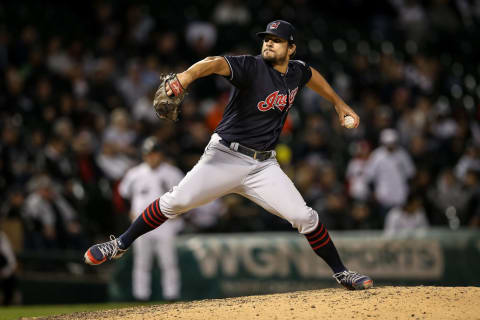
[257,20,295,43]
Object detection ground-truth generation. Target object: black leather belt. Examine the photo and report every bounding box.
[219,139,273,161]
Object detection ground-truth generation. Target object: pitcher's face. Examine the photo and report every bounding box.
[261,35,290,64]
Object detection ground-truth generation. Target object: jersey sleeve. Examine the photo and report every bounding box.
[292,60,312,87]
[223,55,256,88]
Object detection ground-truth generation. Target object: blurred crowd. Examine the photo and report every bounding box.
[1,0,480,257]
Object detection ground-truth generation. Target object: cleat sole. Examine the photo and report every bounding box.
[354,279,373,290]
[84,250,106,266]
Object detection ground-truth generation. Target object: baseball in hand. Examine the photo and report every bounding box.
[344,115,355,128]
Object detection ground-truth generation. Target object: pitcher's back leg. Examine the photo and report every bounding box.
[239,161,346,273]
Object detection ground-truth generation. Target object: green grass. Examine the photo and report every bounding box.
[0,302,158,320]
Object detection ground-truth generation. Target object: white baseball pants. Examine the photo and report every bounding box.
[160,133,319,234]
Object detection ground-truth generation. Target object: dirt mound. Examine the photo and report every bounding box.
[48,286,479,320]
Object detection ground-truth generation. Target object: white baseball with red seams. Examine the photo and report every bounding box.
[344,115,355,128]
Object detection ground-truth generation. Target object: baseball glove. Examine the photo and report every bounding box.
[153,73,187,121]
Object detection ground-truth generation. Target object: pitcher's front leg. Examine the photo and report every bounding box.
[85,146,251,265]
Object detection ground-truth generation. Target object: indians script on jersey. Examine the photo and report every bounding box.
[257,87,299,112]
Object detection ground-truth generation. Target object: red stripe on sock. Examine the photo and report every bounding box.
[154,199,167,221]
[152,212,166,223]
[312,236,331,250]
[142,211,158,229]
[306,223,324,240]
[147,204,162,225]
[152,200,167,222]
[309,229,329,245]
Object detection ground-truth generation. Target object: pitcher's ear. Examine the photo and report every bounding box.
[288,43,296,59]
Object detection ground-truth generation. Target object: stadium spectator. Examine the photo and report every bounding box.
[213,0,251,25]
[185,21,217,59]
[117,61,150,108]
[455,144,480,181]
[102,108,137,156]
[389,0,429,41]
[363,128,416,220]
[345,140,371,202]
[42,135,75,183]
[384,193,429,236]
[1,123,31,188]
[0,187,25,252]
[314,165,350,230]
[22,175,85,250]
[348,201,379,230]
[428,168,468,227]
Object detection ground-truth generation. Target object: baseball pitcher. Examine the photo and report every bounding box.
[85,20,373,290]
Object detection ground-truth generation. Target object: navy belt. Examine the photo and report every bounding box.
[219,139,273,162]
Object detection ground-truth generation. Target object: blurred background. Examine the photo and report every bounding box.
[1,0,479,307]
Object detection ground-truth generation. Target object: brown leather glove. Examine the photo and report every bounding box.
[153,73,187,121]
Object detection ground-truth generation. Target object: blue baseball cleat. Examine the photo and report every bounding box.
[84,235,127,266]
[333,270,373,290]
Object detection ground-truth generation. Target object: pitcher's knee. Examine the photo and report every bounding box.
[291,208,319,234]
[160,192,194,217]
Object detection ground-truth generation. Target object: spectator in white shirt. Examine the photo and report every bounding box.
[345,140,371,202]
[455,144,480,182]
[363,128,416,220]
[384,193,429,236]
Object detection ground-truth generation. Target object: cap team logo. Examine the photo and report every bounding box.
[257,87,299,112]
[270,22,280,29]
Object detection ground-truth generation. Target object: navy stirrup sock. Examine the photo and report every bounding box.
[305,222,347,274]
[118,198,167,249]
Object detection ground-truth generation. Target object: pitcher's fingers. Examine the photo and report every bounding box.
[353,115,360,128]
[166,83,173,97]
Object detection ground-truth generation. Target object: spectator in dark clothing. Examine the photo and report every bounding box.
[42,135,75,183]
[22,175,85,250]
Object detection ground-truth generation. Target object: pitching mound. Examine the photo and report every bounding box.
[49,286,479,320]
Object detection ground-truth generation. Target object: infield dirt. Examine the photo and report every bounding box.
[40,286,479,320]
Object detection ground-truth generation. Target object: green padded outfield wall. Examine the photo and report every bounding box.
[109,229,480,301]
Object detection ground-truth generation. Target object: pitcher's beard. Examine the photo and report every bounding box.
[262,52,288,65]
